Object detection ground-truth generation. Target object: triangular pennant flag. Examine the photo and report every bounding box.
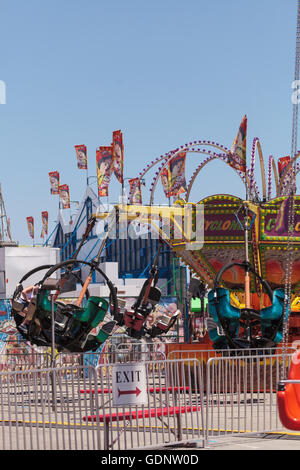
[228,115,247,173]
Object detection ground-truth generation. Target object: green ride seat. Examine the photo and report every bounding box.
[37,292,108,327]
[72,296,109,328]
[37,290,56,313]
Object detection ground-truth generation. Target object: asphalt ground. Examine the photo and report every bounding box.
[200,433,300,450]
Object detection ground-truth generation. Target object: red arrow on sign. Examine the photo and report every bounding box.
[118,387,142,398]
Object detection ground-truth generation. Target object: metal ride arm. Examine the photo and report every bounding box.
[53,215,97,301]
[122,239,180,340]
[234,201,258,309]
[76,208,118,307]
[121,241,163,339]
[140,241,162,308]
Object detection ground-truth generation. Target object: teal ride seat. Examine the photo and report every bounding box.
[208,288,241,321]
[260,288,286,344]
[207,287,287,349]
[208,288,240,346]
[206,315,229,349]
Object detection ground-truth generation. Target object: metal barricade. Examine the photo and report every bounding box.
[0,352,51,372]
[0,365,101,450]
[205,352,294,441]
[115,341,166,362]
[0,346,298,449]
[0,358,205,450]
[91,358,205,450]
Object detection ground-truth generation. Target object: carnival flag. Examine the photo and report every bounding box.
[228,115,247,173]
[278,156,291,180]
[112,130,124,184]
[96,146,114,197]
[161,167,170,197]
[41,211,49,239]
[167,152,187,197]
[7,218,12,242]
[59,184,70,209]
[128,178,142,205]
[49,171,60,195]
[75,145,88,170]
[26,217,34,239]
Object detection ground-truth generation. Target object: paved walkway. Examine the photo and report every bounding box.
[203,433,300,450]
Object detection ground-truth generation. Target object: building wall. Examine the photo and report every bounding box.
[0,246,60,299]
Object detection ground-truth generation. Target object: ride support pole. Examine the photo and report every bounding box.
[50,293,57,412]
[245,272,251,309]
[76,274,93,306]
[244,203,251,309]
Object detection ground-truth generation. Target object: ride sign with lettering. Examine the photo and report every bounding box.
[112,363,148,406]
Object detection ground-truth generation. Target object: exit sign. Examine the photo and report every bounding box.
[112,363,148,406]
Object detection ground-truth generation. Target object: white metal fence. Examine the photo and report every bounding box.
[0,359,205,450]
[0,347,295,450]
[205,353,293,439]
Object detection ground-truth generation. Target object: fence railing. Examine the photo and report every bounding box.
[0,348,296,450]
[205,353,293,440]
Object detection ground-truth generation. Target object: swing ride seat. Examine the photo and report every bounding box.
[30,292,111,349]
[277,350,300,431]
[260,288,285,344]
[208,288,240,330]
[37,292,108,326]
[11,258,119,353]
[207,286,286,349]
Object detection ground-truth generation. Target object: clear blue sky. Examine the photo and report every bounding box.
[0,0,298,244]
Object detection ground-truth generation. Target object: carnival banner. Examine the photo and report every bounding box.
[59,184,70,209]
[128,178,142,205]
[7,218,12,242]
[263,196,296,237]
[26,217,34,239]
[112,130,124,184]
[96,146,113,197]
[74,145,88,170]
[278,156,291,180]
[167,152,187,197]
[228,115,247,173]
[161,167,170,197]
[49,171,60,195]
[41,211,48,239]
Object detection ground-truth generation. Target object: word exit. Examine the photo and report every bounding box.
[112,363,147,406]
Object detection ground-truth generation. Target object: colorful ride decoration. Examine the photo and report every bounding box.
[277,349,300,431]
[16,118,300,352]
[118,123,300,350]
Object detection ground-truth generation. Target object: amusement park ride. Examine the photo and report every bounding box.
[10,137,300,355]
[8,3,300,375]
